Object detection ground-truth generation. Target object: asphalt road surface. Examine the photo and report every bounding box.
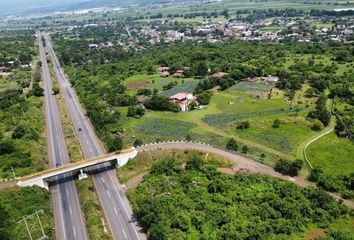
[38,33,88,240]
[44,34,145,240]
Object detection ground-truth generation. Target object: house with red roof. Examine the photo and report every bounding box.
[169,92,197,112]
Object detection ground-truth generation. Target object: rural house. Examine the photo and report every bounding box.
[261,75,279,83]
[212,72,228,78]
[169,92,197,112]
[173,70,185,78]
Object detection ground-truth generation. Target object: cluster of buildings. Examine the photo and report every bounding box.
[156,66,190,78]
[136,17,354,45]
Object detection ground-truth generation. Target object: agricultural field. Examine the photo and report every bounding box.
[307,132,354,176]
[124,73,198,95]
[121,80,320,163]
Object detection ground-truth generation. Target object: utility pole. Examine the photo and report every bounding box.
[16,210,47,240]
[23,216,33,240]
[11,166,16,179]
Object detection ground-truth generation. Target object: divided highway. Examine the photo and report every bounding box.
[44,34,145,240]
[38,33,88,240]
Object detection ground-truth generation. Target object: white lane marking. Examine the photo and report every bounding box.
[106,169,141,239]
[89,147,93,153]
[106,190,111,198]
[113,207,118,215]
[73,226,77,237]
[101,177,105,183]
[66,189,69,197]
[122,229,128,239]
[69,206,72,215]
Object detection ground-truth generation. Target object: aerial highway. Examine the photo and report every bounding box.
[38,33,88,240]
[44,33,145,240]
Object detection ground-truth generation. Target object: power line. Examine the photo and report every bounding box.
[16,210,48,240]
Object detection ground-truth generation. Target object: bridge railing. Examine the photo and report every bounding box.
[19,148,136,181]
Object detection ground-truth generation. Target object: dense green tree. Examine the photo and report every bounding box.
[12,125,25,139]
[226,138,238,151]
[274,159,303,176]
[107,135,123,152]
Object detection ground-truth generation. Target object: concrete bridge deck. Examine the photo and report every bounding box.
[17,148,138,189]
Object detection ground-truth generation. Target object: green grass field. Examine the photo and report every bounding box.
[0,75,17,91]
[307,133,354,176]
[122,80,318,163]
[124,74,198,95]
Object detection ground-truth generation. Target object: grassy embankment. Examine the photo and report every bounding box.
[118,149,233,184]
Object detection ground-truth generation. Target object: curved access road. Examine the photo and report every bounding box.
[137,142,308,187]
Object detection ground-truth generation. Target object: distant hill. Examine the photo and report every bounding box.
[0,0,181,17]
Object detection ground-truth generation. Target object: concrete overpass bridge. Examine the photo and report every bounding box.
[17,148,138,190]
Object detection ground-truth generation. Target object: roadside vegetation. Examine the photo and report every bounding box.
[118,149,232,184]
[0,186,54,240]
[0,35,47,178]
[128,156,354,240]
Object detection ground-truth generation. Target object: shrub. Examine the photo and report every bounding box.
[144,95,179,112]
[127,106,145,117]
[12,126,25,139]
[137,88,152,96]
[0,140,15,155]
[52,86,60,95]
[274,159,303,176]
[272,118,281,128]
[196,91,212,105]
[107,136,123,152]
[133,139,143,147]
[237,121,250,130]
[226,138,238,151]
[312,120,324,131]
[241,145,249,154]
[185,134,192,141]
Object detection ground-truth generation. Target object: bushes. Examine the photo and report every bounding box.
[272,118,281,128]
[312,120,324,131]
[308,167,354,200]
[226,138,238,151]
[107,136,123,152]
[308,94,331,126]
[137,88,152,96]
[133,139,143,147]
[127,106,145,117]
[196,91,212,105]
[130,159,350,240]
[274,159,303,176]
[144,95,179,112]
[237,121,250,130]
[0,140,15,155]
[12,125,25,139]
